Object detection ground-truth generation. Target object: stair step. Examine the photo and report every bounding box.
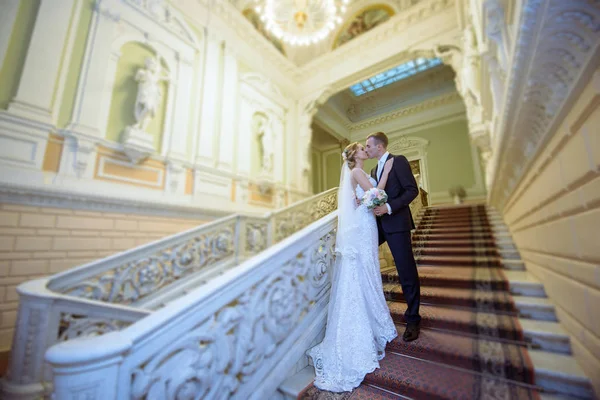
[413,239,498,247]
[415,226,495,234]
[418,221,493,229]
[418,216,492,222]
[416,255,502,267]
[384,283,554,321]
[388,302,569,353]
[496,240,518,251]
[413,232,495,241]
[384,265,510,290]
[415,246,500,256]
[382,267,544,297]
[505,271,546,297]
[278,366,315,399]
[513,296,556,321]
[365,352,541,399]
[502,259,526,270]
[383,283,517,312]
[529,350,595,398]
[388,327,535,384]
[520,319,572,354]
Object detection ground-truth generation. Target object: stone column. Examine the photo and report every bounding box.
[164,54,195,162]
[217,46,239,171]
[8,0,76,124]
[195,33,223,166]
[469,123,493,190]
[297,111,314,193]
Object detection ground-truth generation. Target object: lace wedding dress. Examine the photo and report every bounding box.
[307,165,397,393]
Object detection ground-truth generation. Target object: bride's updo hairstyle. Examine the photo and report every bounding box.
[342,142,360,170]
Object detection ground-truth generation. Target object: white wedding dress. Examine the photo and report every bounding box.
[307,165,397,393]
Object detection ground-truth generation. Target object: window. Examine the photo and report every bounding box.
[349,57,443,96]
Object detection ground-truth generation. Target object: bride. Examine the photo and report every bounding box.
[308,142,398,392]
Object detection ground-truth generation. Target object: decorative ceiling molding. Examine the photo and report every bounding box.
[348,91,463,131]
[388,135,430,153]
[343,66,456,121]
[488,0,600,209]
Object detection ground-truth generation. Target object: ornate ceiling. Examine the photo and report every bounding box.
[228,0,425,65]
[313,61,461,142]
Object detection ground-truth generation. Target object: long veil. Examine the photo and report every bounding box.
[335,161,359,259]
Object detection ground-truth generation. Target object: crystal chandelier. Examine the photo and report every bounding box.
[255,0,350,46]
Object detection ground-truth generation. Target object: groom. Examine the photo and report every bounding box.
[366,132,421,342]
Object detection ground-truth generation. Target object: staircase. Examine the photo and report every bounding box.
[285,204,594,400]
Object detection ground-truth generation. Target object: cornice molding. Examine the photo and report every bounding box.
[488,0,600,208]
[348,92,463,131]
[0,181,230,220]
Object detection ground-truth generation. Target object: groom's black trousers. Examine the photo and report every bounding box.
[382,230,421,325]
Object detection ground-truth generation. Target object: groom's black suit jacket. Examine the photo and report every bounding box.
[370,153,419,233]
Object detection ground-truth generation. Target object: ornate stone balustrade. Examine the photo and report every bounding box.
[270,188,337,243]
[0,188,337,399]
[46,213,338,399]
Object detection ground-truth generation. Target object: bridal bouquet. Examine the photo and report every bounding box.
[361,188,388,209]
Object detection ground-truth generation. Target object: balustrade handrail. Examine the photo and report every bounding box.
[46,212,339,399]
[267,187,337,218]
[46,188,337,304]
[46,214,241,291]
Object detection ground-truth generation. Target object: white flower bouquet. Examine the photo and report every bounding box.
[361,188,388,209]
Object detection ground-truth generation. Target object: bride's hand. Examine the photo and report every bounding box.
[383,158,394,174]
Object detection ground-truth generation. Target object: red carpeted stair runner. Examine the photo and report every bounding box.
[299,204,542,399]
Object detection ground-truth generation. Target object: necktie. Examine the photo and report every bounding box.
[377,159,384,181]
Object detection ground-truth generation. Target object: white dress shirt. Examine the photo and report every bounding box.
[376,152,393,215]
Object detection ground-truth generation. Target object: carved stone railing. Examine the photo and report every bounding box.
[46,213,338,400]
[0,188,337,400]
[269,187,337,243]
[409,187,428,222]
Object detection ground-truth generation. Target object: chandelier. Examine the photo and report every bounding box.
[255,0,350,46]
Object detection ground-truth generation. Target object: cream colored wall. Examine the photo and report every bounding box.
[414,120,476,195]
[500,73,600,393]
[0,0,307,222]
[0,202,210,352]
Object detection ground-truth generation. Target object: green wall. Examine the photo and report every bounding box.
[0,0,40,109]
[354,119,478,196]
[325,152,341,190]
[310,150,342,193]
[409,119,476,194]
[311,150,321,193]
[106,42,168,151]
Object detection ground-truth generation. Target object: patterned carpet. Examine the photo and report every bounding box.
[299,204,541,400]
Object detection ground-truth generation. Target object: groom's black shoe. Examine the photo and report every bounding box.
[403,323,420,342]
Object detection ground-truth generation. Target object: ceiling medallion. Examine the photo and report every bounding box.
[255,0,350,46]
